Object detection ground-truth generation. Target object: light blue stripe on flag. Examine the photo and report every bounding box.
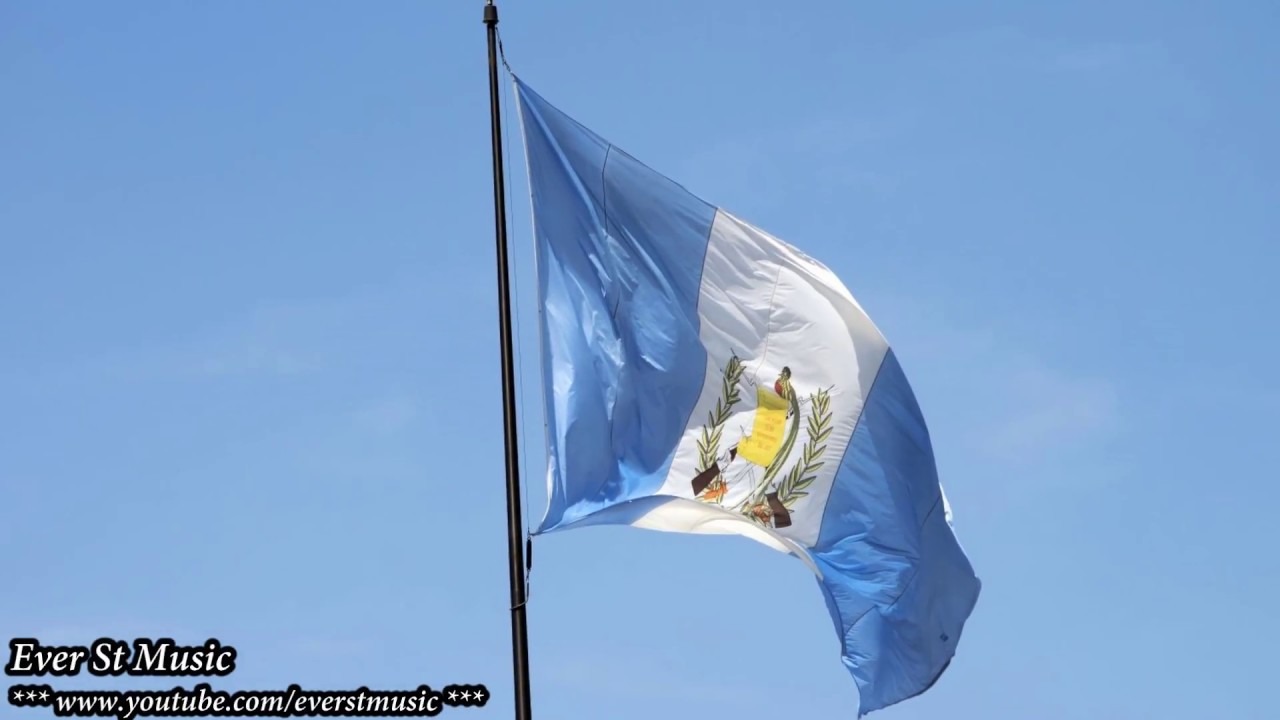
[815,349,981,713]
[517,79,716,532]
[515,75,980,717]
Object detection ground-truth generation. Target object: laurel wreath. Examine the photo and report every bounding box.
[774,387,832,510]
[696,354,744,472]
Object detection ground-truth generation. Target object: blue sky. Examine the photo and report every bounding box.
[2,1,1277,718]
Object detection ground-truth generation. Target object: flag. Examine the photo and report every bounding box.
[514,77,981,716]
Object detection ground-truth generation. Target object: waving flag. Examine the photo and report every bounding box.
[515,77,980,716]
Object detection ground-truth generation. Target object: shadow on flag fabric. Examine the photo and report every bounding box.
[514,76,981,717]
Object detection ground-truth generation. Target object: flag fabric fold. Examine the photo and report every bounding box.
[514,76,980,716]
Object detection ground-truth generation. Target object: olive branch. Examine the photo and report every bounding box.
[696,354,744,472]
[775,387,832,510]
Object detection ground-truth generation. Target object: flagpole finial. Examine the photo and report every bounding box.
[484,1,497,26]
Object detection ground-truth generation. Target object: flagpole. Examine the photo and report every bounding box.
[483,2,534,719]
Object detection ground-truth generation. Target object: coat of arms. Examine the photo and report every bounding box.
[690,354,833,529]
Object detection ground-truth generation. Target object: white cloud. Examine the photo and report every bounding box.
[866,292,1123,478]
[1052,41,1162,72]
[10,277,435,389]
[192,344,321,378]
[351,395,419,435]
[979,363,1120,465]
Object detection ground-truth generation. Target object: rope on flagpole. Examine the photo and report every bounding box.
[497,30,513,76]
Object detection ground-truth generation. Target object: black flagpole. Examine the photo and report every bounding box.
[483,2,534,719]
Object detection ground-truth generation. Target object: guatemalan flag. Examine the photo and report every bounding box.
[515,77,981,716]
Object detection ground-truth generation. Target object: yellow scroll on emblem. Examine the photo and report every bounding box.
[737,387,789,467]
